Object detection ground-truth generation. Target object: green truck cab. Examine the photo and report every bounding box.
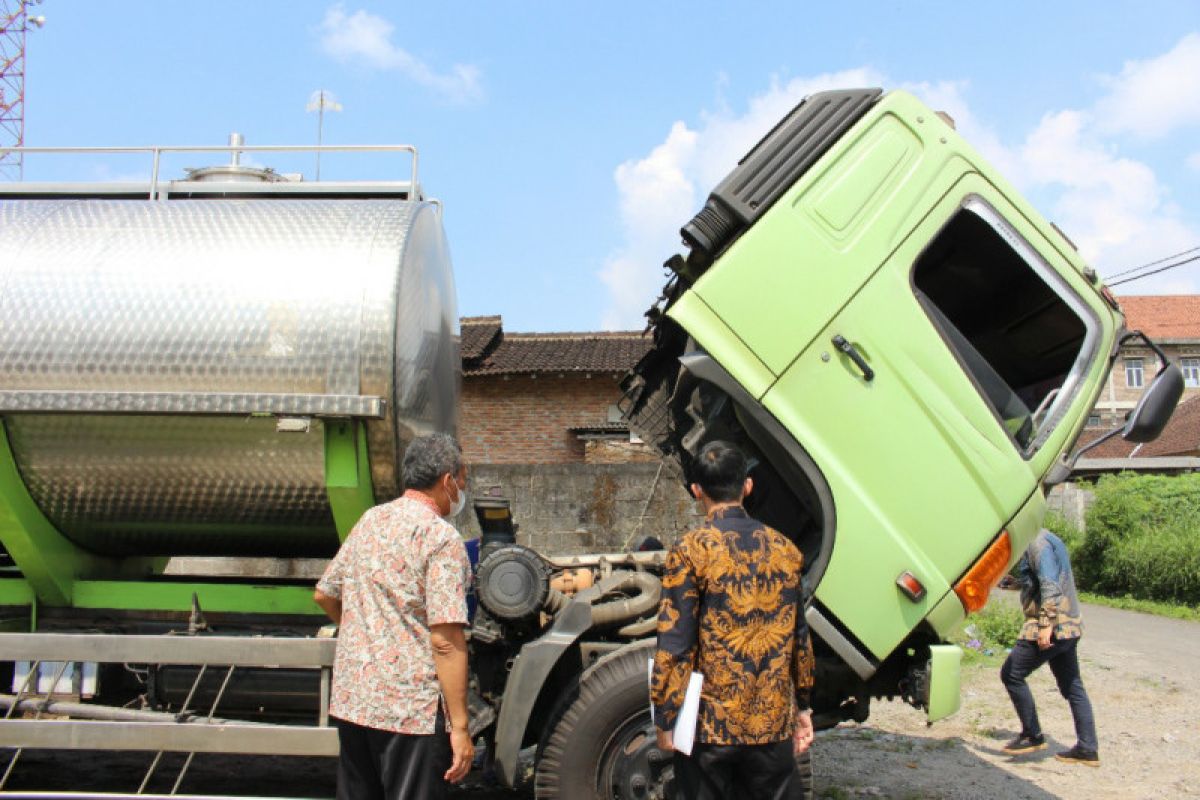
[622,88,1182,728]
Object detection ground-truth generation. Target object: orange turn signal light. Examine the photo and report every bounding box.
[954,529,1012,613]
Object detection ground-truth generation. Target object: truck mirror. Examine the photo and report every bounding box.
[1121,362,1184,443]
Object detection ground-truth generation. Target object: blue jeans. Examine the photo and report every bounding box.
[1001,637,1097,753]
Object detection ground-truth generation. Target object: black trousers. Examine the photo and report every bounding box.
[333,714,451,800]
[1001,637,1098,752]
[674,740,802,800]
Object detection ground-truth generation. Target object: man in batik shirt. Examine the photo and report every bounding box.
[1001,528,1098,766]
[314,433,474,799]
[651,440,815,800]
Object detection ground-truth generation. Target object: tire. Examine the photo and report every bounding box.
[795,746,814,799]
[534,640,814,800]
[535,642,671,799]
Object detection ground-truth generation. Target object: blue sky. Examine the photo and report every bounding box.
[22,1,1200,331]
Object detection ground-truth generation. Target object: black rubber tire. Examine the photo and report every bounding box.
[796,746,814,800]
[534,639,815,800]
[534,642,661,799]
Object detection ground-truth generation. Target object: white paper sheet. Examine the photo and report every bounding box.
[672,672,704,755]
[647,659,704,755]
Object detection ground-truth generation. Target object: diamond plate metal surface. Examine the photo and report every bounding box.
[0,198,458,557]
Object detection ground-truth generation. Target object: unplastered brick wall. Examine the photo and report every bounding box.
[456,462,703,556]
[460,373,622,464]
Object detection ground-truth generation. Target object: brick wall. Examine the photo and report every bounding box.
[458,462,701,555]
[459,373,623,464]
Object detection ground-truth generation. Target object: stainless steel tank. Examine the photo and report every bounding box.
[0,196,458,557]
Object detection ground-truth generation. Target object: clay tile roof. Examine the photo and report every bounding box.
[1082,393,1200,459]
[459,316,503,361]
[458,315,651,376]
[1116,295,1200,340]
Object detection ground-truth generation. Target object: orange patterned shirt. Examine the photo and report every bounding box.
[651,506,813,745]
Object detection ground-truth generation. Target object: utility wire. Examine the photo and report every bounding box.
[1108,253,1200,287]
[1104,245,1200,281]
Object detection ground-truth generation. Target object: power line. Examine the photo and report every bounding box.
[1104,244,1200,281]
[1108,253,1200,287]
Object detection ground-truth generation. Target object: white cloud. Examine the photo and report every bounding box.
[599,68,883,328]
[600,36,1200,326]
[318,5,482,103]
[1094,33,1200,139]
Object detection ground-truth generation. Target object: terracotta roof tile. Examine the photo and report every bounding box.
[1082,392,1200,459]
[465,332,651,376]
[1116,295,1200,340]
[458,315,651,376]
[460,316,502,361]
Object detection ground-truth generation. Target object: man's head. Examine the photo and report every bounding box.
[688,440,751,510]
[402,433,467,517]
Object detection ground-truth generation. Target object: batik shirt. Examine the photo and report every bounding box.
[651,506,814,745]
[316,492,470,734]
[1018,529,1083,642]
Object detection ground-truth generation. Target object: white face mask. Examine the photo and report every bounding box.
[447,478,468,519]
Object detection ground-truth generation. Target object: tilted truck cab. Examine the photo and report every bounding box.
[622,88,1168,729]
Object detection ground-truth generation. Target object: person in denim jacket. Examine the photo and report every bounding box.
[1000,529,1098,766]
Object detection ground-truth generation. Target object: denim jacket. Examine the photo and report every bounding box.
[1018,529,1083,641]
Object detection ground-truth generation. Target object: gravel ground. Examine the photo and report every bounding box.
[5,596,1196,798]
[812,595,1200,799]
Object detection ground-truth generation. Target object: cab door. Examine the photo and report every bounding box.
[762,173,1102,661]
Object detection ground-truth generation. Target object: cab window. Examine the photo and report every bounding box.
[912,198,1098,453]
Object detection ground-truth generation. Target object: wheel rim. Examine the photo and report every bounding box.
[596,709,674,799]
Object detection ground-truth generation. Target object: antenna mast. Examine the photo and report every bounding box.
[0,0,44,181]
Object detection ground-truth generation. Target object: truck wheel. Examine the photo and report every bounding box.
[534,642,815,800]
[796,747,814,798]
[535,643,672,799]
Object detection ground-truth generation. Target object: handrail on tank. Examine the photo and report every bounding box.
[0,144,420,200]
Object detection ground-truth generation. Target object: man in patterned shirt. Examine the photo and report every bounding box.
[1000,528,1098,766]
[314,433,474,799]
[651,440,815,800]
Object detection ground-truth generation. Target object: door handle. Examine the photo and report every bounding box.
[831,335,874,382]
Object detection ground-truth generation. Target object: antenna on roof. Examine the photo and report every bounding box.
[306,89,343,180]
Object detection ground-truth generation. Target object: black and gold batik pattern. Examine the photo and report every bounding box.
[651,506,814,745]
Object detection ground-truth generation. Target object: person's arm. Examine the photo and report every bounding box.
[314,530,357,625]
[431,622,473,782]
[313,588,342,625]
[792,574,815,754]
[650,540,700,751]
[1034,539,1065,649]
[426,534,474,781]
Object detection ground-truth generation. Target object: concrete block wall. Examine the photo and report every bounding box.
[1045,482,1095,530]
[457,462,702,555]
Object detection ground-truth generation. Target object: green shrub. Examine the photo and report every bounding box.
[1071,473,1200,605]
[969,601,1023,650]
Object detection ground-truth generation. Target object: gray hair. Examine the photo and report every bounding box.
[402,433,463,490]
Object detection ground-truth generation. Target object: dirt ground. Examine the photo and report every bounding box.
[4,596,1197,799]
[812,595,1200,799]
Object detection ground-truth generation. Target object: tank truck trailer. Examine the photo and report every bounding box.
[0,89,1183,799]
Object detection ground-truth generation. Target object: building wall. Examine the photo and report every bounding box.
[1091,341,1200,426]
[459,462,700,555]
[459,373,623,464]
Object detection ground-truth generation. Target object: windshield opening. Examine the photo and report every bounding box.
[913,199,1095,453]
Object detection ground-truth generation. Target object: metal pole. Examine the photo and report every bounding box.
[0,660,70,790]
[169,665,235,795]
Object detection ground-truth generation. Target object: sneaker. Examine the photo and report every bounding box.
[1055,745,1100,766]
[1002,733,1047,754]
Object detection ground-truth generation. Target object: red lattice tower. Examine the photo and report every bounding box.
[0,1,43,181]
